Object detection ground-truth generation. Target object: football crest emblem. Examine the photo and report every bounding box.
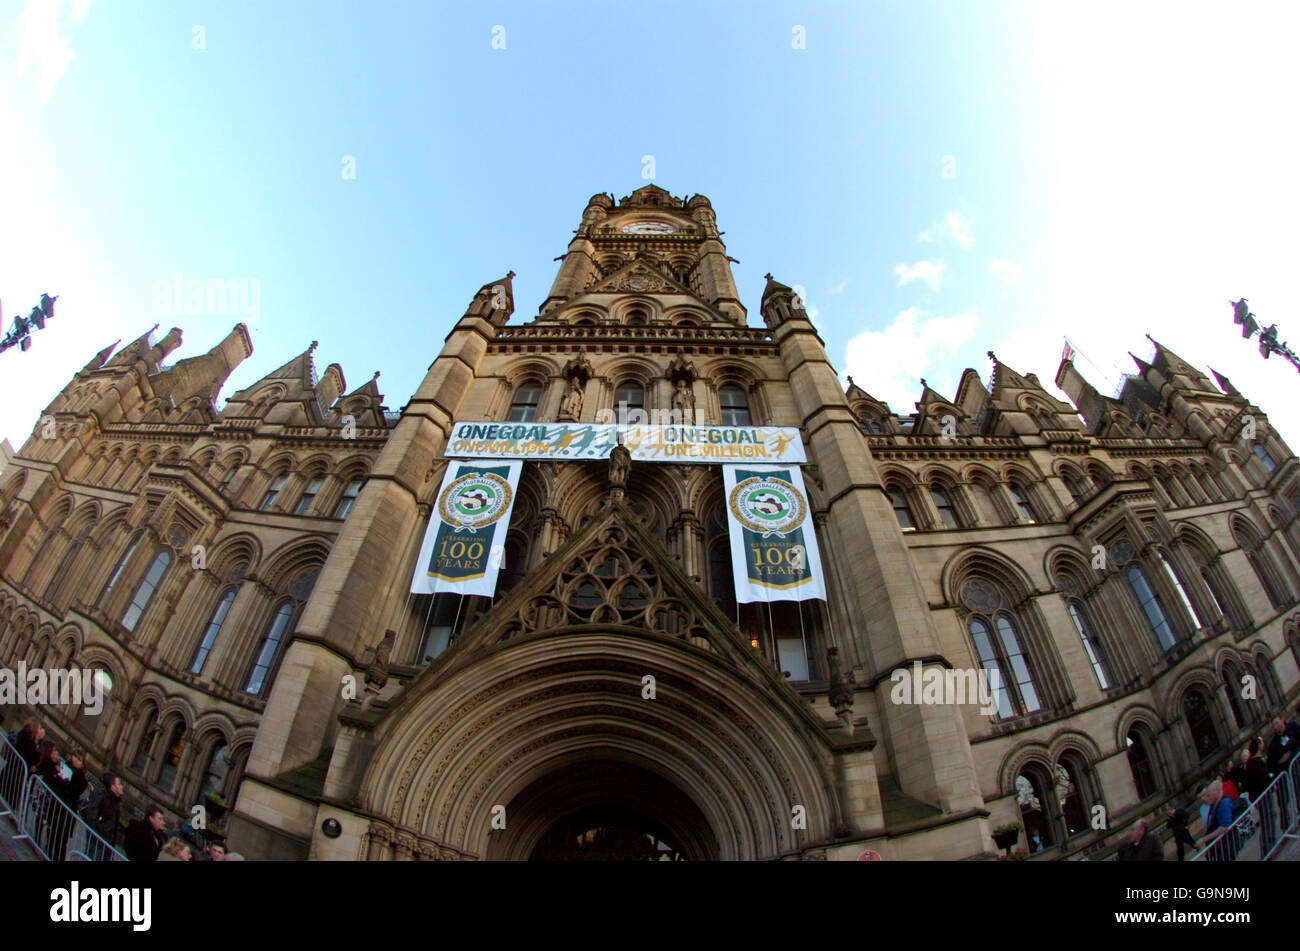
[437,472,512,532]
[728,476,807,537]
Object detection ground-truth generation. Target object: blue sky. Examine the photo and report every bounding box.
[3,0,1299,448]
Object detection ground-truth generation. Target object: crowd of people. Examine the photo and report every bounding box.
[1,713,244,862]
[1119,711,1300,861]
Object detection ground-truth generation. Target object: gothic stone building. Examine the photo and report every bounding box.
[2,184,1298,860]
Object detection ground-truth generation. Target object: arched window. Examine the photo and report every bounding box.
[1183,687,1220,761]
[1009,483,1037,522]
[245,601,295,696]
[1246,549,1288,609]
[1160,554,1204,630]
[132,717,159,776]
[508,382,543,422]
[190,589,237,675]
[968,614,1040,720]
[1016,769,1054,851]
[295,476,324,515]
[1126,729,1159,800]
[1254,444,1278,473]
[1222,662,1247,729]
[887,486,916,532]
[1127,565,1178,651]
[626,309,648,327]
[156,721,186,791]
[122,549,172,632]
[857,409,884,435]
[615,381,646,423]
[99,536,140,607]
[930,485,960,529]
[333,478,363,518]
[1062,474,1085,506]
[1067,602,1110,689]
[1200,566,1233,621]
[202,742,230,798]
[1057,759,1089,838]
[260,474,288,511]
[719,385,751,426]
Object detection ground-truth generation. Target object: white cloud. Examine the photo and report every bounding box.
[988,258,1019,285]
[920,200,975,247]
[15,0,93,102]
[843,307,979,410]
[827,280,848,296]
[895,260,945,291]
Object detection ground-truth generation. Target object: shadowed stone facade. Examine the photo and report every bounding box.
[2,185,1298,860]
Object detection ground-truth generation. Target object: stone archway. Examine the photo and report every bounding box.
[355,629,842,861]
[493,759,718,861]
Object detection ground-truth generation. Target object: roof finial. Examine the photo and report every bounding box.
[373,370,381,380]
[309,340,319,353]
[987,350,997,361]
[920,377,928,388]
[764,273,773,281]
[846,375,855,387]
[506,270,515,279]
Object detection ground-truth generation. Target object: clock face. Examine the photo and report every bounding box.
[620,220,677,234]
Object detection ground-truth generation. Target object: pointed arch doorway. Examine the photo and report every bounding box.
[501,759,717,861]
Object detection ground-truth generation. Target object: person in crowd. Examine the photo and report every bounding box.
[1226,749,1249,799]
[1195,780,1238,859]
[1267,714,1300,827]
[209,843,227,861]
[1219,770,1239,803]
[1244,736,1276,853]
[124,805,168,862]
[35,740,88,860]
[82,772,125,849]
[1117,818,1163,861]
[224,851,245,861]
[158,837,192,862]
[14,719,44,769]
[1165,805,1197,861]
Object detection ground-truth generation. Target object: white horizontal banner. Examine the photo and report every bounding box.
[444,421,805,465]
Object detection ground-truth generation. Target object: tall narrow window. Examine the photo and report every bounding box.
[219,464,238,493]
[333,478,363,518]
[260,475,287,511]
[1063,475,1085,506]
[100,537,139,605]
[931,486,960,529]
[295,477,324,515]
[968,615,1040,719]
[1010,484,1037,522]
[616,381,646,424]
[1160,555,1204,630]
[1247,549,1287,608]
[1199,567,1232,620]
[888,487,915,532]
[858,410,884,435]
[190,589,236,674]
[1254,444,1277,473]
[156,722,186,791]
[508,383,542,422]
[719,384,751,426]
[122,550,172,633]
[132,719,159,775]
[245,601,295,695]
[1126,730,1158,800]
[202,743,230,797]
[1127,565,1178,651]
[1184,688,1220,761]
[1067,602,1110,689]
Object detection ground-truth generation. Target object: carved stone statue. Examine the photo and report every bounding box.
[671,379,695,425]
[608,443,631,491]
[559,377,584,420]
[364,629,395,691]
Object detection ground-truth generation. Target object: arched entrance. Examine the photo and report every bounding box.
[505,760,717,861]
[355,630,840,861]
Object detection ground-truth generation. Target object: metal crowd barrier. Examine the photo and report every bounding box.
[1190,755,1300,861]
[13,775,127,862]
[0,732,30,821]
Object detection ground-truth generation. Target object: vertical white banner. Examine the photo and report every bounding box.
[722,464,826,603]
[411,459,522,597]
